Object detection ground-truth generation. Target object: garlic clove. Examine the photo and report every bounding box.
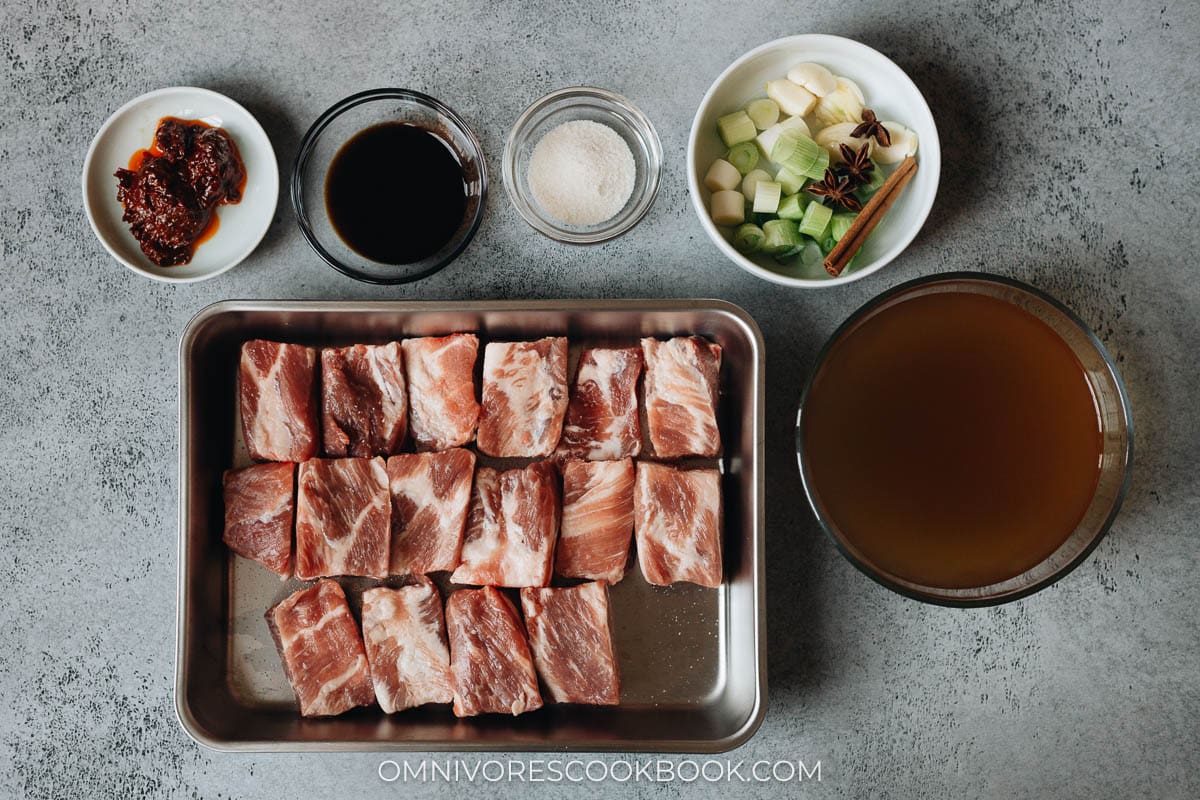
[814,123,872,163]
[809,78,865,130]
[838,76,866,105]
[871,122,919,163]
[766,79,817,117]
[786,63,837,98]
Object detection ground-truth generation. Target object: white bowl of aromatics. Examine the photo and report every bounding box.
[688,35,940,288]
[503,87,662,244]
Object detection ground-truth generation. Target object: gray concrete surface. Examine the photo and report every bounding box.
[1,1,1197,797]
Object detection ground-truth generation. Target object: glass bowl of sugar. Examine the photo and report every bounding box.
[503,87,662,244]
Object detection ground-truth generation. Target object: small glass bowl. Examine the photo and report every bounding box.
[795,273,1134,607]
[503,87,662,244]
[292,88,487,284]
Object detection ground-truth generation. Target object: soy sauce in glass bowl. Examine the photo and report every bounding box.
[292,89,487,285]
[324,122,466,265]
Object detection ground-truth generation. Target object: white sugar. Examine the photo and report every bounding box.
[526,120,636,227]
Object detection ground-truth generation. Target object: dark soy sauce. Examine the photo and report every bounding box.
[325,123,466,264]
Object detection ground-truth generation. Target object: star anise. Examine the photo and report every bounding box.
[837,142,874,187]
[806,168,863,212]
[851,109,891,147]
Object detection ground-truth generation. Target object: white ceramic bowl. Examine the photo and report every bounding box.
[688,35,940,288]
[82,87,279,283]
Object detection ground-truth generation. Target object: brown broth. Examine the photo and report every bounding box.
[802,289,1103,589]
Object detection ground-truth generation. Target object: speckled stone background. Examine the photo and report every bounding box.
[1,1,1197,797]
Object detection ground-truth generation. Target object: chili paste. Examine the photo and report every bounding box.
[114,117,246,266]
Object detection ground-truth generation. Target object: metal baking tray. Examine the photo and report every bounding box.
[176,299,765,752]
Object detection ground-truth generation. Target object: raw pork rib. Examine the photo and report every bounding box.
[477,337,569,458]
[321,343,408,458]
[555,347,643,461]
[520,582,619,705]
[361,578,454,713]
[634,461,723,588]
[267,579,375,717]
[222,461,295,577]
[295,457,390,580]
[640,336,723,458]
[239,340,319,462]
[556,459,634,583]
[401,334,480,450]
[445,586,543,717]
[450,461,560,588]
[387,448,476,575]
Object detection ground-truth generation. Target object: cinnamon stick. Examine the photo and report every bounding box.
[823,155,919,277]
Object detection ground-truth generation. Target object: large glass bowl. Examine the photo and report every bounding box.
[292,88,487,284]
[795,272,1134,606]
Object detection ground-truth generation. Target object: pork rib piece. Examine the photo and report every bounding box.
[222,461,295,577]
[239,340,319,462]
[477,337,568,458]
[387,448,476,575]
[450,461,559,588]
[555,347,643,461]
[556,459,634,584]
[634,461,723,588]
[267,579,375,717]
[361,578,454,713]
[520,582,619,705]
[640,336,722,459]
[401,334,480,451]
[321,343,408,458]
[295,457,390,579]
[445,586,543,717]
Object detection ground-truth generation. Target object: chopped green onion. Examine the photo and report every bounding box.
[800,241,824,268]
[746,98,780,131]
[771,132,829,179]
[799,200,833,239]
[704,159,742,192]
[774,166,807,195]
[761,219,802,255]
[717,110,757,147]
[855,160,885,198]
[798,148,830,180]
[752,181,782,214]
[725,142,759,175]
[776,193,805,220]
[756,116,811,161]
[770,131,819,170]
[732,223,764,253]
[740,169,773,203]
[830,213,857,242]
[710,190,745,226]
[773,245,805,263]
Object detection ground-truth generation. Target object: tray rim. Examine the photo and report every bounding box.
[175,298,767,753]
